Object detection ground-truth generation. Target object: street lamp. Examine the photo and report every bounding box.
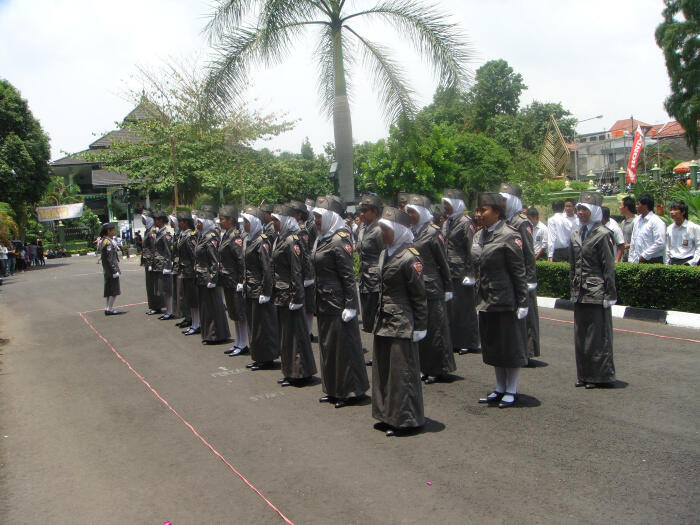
[573,115,603,180]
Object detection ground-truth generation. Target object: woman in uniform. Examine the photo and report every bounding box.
[218,205,249,356]
[405,194,454,384]
[178,211,200,335]
[569,191,617,389]
[100,222,123,316]
[373,207,428,436]
[441,189,480,354]
[499,183,540,363]
[271,204,317,385]
[194,206,230,345]
[312,195,369,408]
[472,193,529,408]
[241,205,279,370]
[169,212,185,321]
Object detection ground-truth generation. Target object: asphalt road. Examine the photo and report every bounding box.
[1,257,698,525]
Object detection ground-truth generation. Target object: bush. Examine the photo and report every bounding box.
[536,261,700,313]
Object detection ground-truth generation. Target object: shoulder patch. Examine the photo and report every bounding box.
[344,243,353,255]
[408,247,420,255]
[470,223,477,233]
[438,232,445,243]
[263,242,270,252]
[166,234,172,241]
[211,239,217,248]
[234,237,243,246]
[337,230,348,238]
[514,237,523,249]
[294,244,301,256]
[412,260,423,275]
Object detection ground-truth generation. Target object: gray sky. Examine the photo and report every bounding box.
[0,0,673,161]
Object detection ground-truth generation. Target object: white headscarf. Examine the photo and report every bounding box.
[196,217,216,234]
[241,213,263,239]
[379,218,415,257]
[442,197,465,219]
[406,204,433,233]
[312,207,346,239]
[499,192,523,221]
[142,214,154,230]
[169,214,178,233]
[272,213,299,236]
[576,202,603,224]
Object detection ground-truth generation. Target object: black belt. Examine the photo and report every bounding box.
[670,256,692,265]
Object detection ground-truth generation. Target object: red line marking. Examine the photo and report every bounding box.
[80,301,147,314]
[78,310,295,525]
[541,316,700,344]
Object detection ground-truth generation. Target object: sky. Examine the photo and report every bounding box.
[0,0,674,162]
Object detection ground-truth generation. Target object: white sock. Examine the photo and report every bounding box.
[166,294,173,315]
[191,308,200,329]
[306,312,313,334]
[105,298,111,311]
[494,367,507,393]
[503,367,521,402]
[236,320,249,347]
[109,296,117,311]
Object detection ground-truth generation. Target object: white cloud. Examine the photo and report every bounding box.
[0,0,672,161]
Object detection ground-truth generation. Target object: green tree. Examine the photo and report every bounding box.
[0,79,51,232]
[204,0,471,202]
[656,0,700,154]
[468,59,527,131]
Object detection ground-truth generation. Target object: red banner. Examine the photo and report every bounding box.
[626,126,644,183]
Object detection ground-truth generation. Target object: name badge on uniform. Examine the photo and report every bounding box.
[682,239,689,247]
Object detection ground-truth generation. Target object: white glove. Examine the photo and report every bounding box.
[163,268,171,274]
[462,276,475,286]
[527,282,537,291]
[516,307,529,319]
[341,308,357,322]
[412,330,427,342]
[236,283,244,292]
[603,299,616,308]
[258,295,270,304]
[289,303,303,311]
[112,272,120,278]
[206,282,216,289]
[148,266,152,271]
[444,291,453,302]
[303,279,315,287]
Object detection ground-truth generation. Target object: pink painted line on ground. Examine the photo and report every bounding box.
[541,316,700,344]
[79,301,147,314]
[78,310,295,525]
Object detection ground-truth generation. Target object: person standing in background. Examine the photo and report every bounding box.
[526,208,547,261]
[666,200,700,265]
[629,193,666,264]
[99,223,124,316]
[601,207,625,262]
[619,197,637,262]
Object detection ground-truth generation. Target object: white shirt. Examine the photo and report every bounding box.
[604,217,625,246]
[666,219,700,265]
[547,213,578,257]
[531,220,547,256]
[629,211,666,262]
[0,246,7,260]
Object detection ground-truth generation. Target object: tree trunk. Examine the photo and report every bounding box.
[170,135,179,207]
[332,28,355,203]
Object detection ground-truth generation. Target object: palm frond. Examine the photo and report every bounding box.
[204,0,263,43]
[346,26,416,123]
[315,26,336,120]
[342,0,472,90]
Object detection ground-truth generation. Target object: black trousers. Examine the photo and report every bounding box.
[551,248,569,262]
[640,256,663,264]
[670,257,692,265]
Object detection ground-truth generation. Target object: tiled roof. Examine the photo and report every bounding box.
[609,119,653,134]
[89,129,141,149]
[91,169,130,187]
[50,151,94,166]
[654,121,685,138]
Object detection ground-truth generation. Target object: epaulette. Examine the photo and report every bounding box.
[408,247,420,256]
[300,223,307,230]
[261,233,268,239]
[189,231,196,236]
[337,231,348,238]
[519,212,527,220]
[293,234,299,240]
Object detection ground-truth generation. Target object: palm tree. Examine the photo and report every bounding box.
[204,0,471,202]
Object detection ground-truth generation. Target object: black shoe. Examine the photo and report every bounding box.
[366,360,373,366]
[319,396,334,403]
[159,314,176,320]
[246,362,258,369]
[250,361,273,371]
[146,310,160,315]
[105,310,125,316]
[224,347,236,355]
[183,327,201,335]
[424,375,443,384]
[575,380,586,388]
[202,340,219,345]
[280,380,292,387]
[309,333,318,343]
[498,393,518,408]
[228,346,249,356]
[585,383,598,389]
[479,391,504,403]
[277,377,287,384]
[458,348,478,355]
[176,319,191,328]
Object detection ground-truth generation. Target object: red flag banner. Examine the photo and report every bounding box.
[626,126,644,183]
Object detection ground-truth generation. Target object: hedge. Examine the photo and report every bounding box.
[536,261,700,313]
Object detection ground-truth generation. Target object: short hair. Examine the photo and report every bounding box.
[564,198,576,206]
[669,200,689,219]
[602,206,611,221]
[621,196,636,214]
[637,193,654,210]
[551,200,564,212]
[526,207,539,218]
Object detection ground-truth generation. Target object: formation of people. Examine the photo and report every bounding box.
[97,185,661,436]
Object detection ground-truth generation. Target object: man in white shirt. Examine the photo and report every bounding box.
[666,200,700,266]
[547,199,578,261]
[601,206,625,262]
[629,193,666,263]
[0,242,8,277]
[619,196,637,262]
[526,207,547,260]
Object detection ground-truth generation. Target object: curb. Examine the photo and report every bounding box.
[536,296,700,330]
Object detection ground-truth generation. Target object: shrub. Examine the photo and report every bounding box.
[535,261,700,313]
